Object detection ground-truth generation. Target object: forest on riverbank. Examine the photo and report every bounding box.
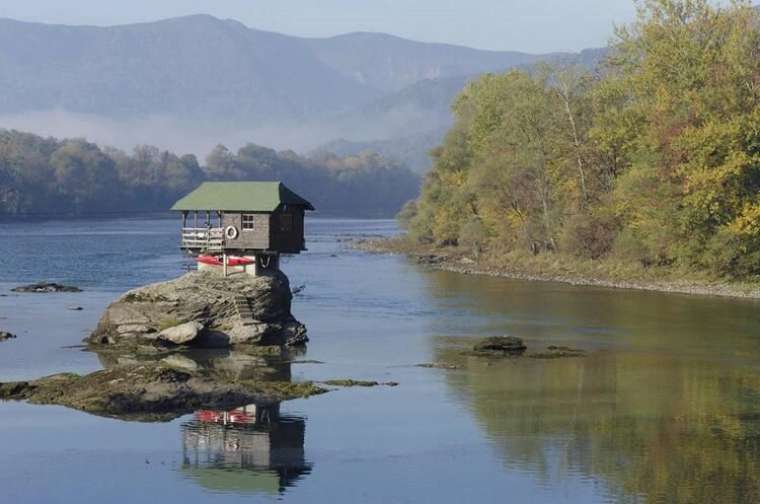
[0,130,419,217]
[401,0,760,280]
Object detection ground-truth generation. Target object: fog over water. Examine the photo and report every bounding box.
[0,105,442,159]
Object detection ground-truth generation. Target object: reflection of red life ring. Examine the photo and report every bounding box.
[225,225,239,240]
[195,409,255,425]
[196,410,223,423]
[228,410,255,424]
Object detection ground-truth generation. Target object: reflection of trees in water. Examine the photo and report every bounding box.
[421,268,760,501]
[437,346,760,503]
[424,269,760,354]
[181,403,311,495]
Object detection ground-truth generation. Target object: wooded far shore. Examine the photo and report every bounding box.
[0,129,419,218]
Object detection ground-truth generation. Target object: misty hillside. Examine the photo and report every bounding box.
[314,49,606,172]
[303,32,562,93]
[0,14,603,173]
[0,15,376,120]
[0,14,584,122]
[311,76,472,170]
[345,76,470,131]
[313,128,448,174]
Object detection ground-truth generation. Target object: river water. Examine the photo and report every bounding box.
[1,217,760,503]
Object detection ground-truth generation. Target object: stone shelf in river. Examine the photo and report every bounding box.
[88,270,307,348]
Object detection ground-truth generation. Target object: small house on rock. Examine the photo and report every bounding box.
[171,181,314,276]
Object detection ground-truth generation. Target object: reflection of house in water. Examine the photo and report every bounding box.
[93,348,311,494]
[181,403,311,495]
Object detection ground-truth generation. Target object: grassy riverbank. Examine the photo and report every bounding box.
[357,236,760,299]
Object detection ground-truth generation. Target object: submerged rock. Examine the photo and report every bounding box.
[0,331,16,341]
[528,346,586,359]
[0,355,326,422]
[161,353,201,372]
[12,282,82,293]
[291,284,306,295]
[323,379,399,387]
[465,337,586,360]
[88,271,307,348]
[416,362,462,370]
[472,336,527,355]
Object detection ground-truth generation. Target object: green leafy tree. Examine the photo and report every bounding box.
[405,0,760,278]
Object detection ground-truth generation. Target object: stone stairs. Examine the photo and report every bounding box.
[232,295,255,326]
[194,285,256,326]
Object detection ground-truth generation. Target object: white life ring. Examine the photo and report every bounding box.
[225,225,239,240]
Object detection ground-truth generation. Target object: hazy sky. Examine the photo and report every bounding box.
[0,0,638,53]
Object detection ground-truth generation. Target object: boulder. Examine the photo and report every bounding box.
[283,320,309,346]
[0,331,16,341]
[158,321,203,345]
[117,324,153,335]
[88,271,307,348]
[473,336,527,355]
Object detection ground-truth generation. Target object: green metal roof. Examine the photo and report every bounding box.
[170,181,315,212]
[181,467,281,495]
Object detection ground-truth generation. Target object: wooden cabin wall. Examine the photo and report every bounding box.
[222,212,270,251]
[269,208,305,253]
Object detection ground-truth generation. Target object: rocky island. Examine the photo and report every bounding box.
[0,270,320,420]
[0,182,400,421]
[88,270,307,348]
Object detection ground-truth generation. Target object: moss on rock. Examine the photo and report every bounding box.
[0,361,325,422]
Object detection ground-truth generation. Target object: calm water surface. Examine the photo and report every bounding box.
[1,217,760,503]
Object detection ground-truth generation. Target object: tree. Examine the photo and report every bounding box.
[51,140,119,212]
[404,0,760,277]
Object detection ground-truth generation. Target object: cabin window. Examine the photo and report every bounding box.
[242,214,256,231]
[280,214,293,232]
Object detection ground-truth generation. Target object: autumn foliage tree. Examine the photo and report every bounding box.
[407,0,760,277]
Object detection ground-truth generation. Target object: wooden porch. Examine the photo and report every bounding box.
[181,227,224,252]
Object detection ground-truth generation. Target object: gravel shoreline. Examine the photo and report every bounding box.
[435,261,760,299]
[354,238,760,300]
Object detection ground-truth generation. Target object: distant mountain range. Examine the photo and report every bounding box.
[0,15,606,172]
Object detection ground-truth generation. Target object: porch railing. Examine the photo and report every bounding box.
[181,227,224,252]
